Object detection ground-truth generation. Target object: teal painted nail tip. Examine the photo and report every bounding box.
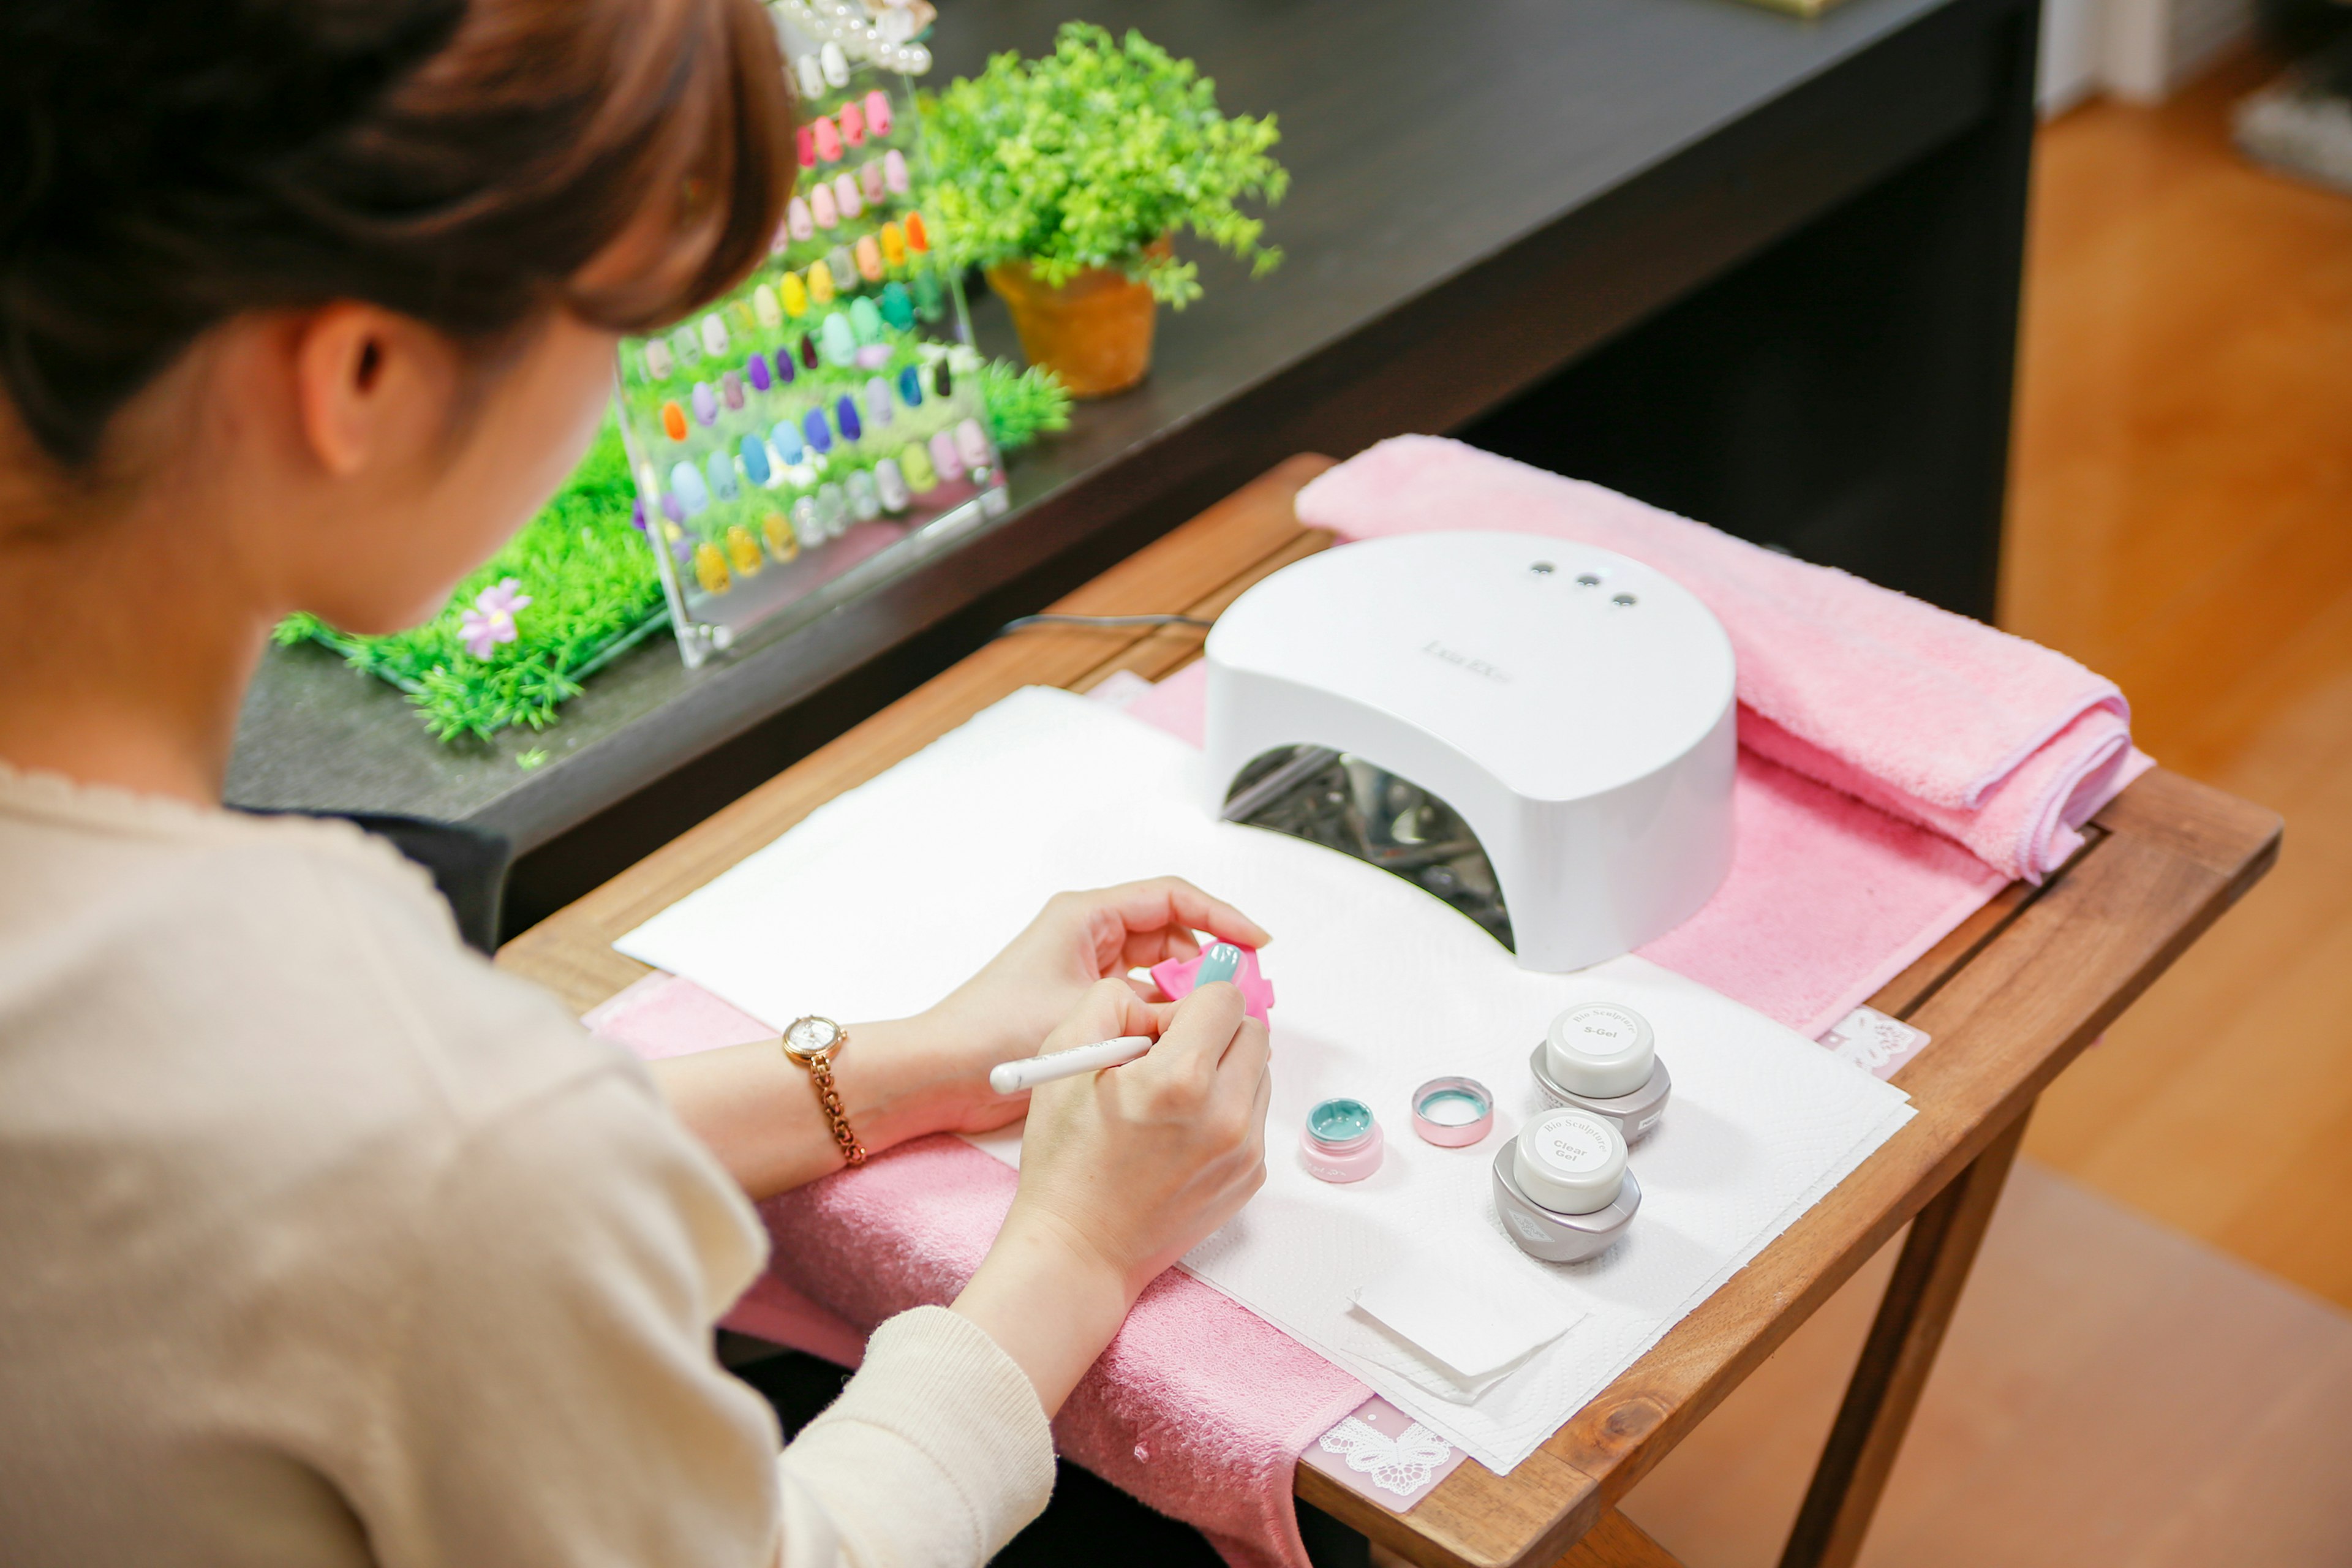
[1196,943,1243,985]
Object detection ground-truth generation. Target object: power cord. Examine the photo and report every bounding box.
[996,612,1213,637]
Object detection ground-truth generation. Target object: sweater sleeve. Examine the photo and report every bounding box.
[778,1307,1058,1568]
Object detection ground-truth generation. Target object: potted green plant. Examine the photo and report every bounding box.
[920,23,1288,396]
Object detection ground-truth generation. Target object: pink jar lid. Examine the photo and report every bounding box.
[1411,1076,1494,1147]
[1300,1098,1383,1183]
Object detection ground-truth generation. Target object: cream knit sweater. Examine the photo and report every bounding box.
[0,766,1055,1566]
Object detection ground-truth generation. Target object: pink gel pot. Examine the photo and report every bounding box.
[1301,1098,1383,1183]
[1150,945,1275,1022]
[1411,1076,1494,1147]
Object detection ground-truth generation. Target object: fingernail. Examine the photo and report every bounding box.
[1196,944,1243,984]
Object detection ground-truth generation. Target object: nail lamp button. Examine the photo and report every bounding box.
[1513,1110,1626,1215]
[1302,1098,1384,1184]
[752,286,783,329]
[1545,1003,1656,1099]
[719,371,745,410]
[745,353,772,393]
[873,457,911,511]
[848,296,883,345]
[836,100,865,146]
[954,417,992,470]
[846,469,881,520]
[780,272,810,318]
[883,149,910,194]
[835,394,862,443]
[928,429,965,483]
[859,159,886,203]
[865,89,894,137]
[1411,1076,1494,1147]
[809,184,839,229]
[668,461,710,516]
[739,433,772,486]
[833,173,863,222]
[819,41,850,87]
[690,382,718,425]
[704,450,741,502]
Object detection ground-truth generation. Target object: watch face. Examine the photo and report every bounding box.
[783,1016,842,1059]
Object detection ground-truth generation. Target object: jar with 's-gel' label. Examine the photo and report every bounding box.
[1530,1002,1672,1144]
[1491,1109,1640,1262]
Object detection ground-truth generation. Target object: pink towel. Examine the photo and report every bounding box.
[1293,437,2151,881]
[587,975,1368,1568]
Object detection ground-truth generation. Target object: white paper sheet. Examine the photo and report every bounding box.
[617,687,1914,1472]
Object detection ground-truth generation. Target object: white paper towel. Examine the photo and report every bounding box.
[617,687,1915,1472]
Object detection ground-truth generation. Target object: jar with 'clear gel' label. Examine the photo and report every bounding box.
[1491,1108,1641,1262]
[1529,1002,1672,1143]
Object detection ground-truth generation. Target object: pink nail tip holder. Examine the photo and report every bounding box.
[1530,1002,1671,1144]
[1301,1098,1384,1183]
[1150,944,1275,1023]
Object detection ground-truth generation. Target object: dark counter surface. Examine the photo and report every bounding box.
[229,0,2022,859]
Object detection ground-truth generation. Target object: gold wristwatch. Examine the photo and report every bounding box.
[782,1016,865,1167]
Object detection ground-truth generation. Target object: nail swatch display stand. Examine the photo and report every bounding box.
[614,10,1005,668]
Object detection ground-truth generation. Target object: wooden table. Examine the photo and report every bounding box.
[500,458,2282,1568]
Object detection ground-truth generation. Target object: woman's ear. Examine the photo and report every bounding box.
[291,303,453,478]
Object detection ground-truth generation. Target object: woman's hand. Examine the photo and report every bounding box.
[918,876,1269,1134]
[951,978,1272,1413]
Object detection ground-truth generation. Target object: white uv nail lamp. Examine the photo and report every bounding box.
[1204,531,1737,971]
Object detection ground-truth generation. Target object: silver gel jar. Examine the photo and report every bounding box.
[1529,1001,1672,1144]
[1491,1109,1641,1262]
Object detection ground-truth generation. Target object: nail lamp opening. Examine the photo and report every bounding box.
[1205,533,1736,971]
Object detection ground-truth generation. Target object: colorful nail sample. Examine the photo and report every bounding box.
[809,183,839,230]
[820,42,850,87]
[643,338,674,379]
[835,393,862,443]
[797,333,820,369]
[726,524,763,575]
[763,511,799,562]
[826,244,857,289]
[791,494,821,543]
[719,370,745,410]
[932,358,953,396]
[879,222,907,269]
[745,352,772,393]
[859,159,886,204]
[848,296,883,345]
[802,406,834,454]
[911,268,943,319]
[862,377,894,428]
[699,313,729,356]
[669,460,711,514]
[846,469,881,521]
[865,90,894,137]
[929,429,965,483]
[706,450,741,501]
[812,115,842,163]
[815,481,848,533]
[787,196,815,241]
[873,457,911,512]
[752,285,783,328]
[660,490,687,524]
[807,261,835,305]
[694,541,731,594]
[900,441,938,492]
[883,149,910,194]
[669,325,701,365]
[819,311,857,366]
[793,53,826,101]
[773,345,796,385]
[780,271,809,317]
[854,235,883,282]
[837,99,865,148]
[954,418,992,470]
[896,364,924,407]
[879,281,914,331]
[729,300,758,336]
[660,401,688,441]
[835,173,864,222]
[770,419,805,464]
[739,432,773,486]
[690,382,718,425]
[795,124,816,168]
[903,211,929,252]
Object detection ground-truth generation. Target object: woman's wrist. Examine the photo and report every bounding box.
[950,1206,1135,1415]
[831,1012,977,1149]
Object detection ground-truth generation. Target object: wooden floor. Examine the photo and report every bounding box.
[2000,52,2352,1311]
[1619,53,2352,1567]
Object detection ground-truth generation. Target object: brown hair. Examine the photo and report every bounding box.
[0,0,797,469]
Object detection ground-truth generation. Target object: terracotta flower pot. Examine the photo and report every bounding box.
[985,239,1170,399]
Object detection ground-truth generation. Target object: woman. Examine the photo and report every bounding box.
[0,1,1273,1564]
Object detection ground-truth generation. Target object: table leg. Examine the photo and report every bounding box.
[1776,1107,2033,1568]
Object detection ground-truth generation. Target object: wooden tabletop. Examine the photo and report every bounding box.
[500,457,2280,1568]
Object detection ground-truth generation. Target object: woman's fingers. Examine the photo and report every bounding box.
[1069,876,1270,971]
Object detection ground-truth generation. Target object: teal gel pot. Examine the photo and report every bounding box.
[1300,1097,1383,1184]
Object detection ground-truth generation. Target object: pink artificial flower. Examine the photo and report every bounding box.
[458,576,532,658]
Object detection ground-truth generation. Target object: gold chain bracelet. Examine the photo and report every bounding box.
[781,1016,866,1168]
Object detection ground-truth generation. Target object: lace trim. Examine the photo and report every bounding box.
[1317,1415,1455,1498]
